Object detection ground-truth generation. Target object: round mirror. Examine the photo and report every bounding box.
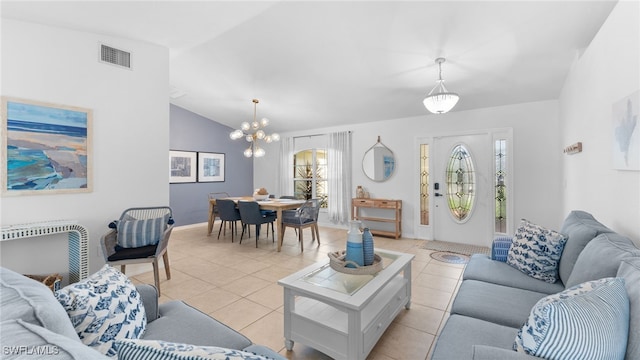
[362,136,396,182]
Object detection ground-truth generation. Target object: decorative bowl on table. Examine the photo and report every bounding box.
[328,251,383,275]
[253,194,269,201]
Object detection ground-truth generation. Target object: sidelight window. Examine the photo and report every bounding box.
[419,144,430,225]
[494,139,508,233]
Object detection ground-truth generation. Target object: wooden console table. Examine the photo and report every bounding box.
[352,198,402,239]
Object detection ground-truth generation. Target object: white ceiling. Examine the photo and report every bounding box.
[1,1,617,133]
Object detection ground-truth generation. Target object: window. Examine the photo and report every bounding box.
[494,139,508,233]
[446,144,475,222]
[419,144,430,225]
[293,149,327,208]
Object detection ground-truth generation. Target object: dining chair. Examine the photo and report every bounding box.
[216,199,242,242]
[281,199,320,252]
[208,192,230,235]
[238,201,276,248]
[100,206,174,296]
[279,196,298,217]
[261,194,277,217]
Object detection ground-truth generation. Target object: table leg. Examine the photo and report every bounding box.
[283,288,294,350]
[207,202,214,236]
[276,208,284,251]
[404,262,412,309]
[285,339,294,351]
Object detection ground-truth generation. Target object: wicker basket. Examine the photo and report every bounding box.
[25,273,62,292]
[328,250,383,275]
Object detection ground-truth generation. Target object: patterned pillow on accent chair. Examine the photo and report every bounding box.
[100,206,174,297]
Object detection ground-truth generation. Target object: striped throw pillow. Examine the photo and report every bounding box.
[115,339,270,360]
[117,215,168,248]
[514,277,629,360]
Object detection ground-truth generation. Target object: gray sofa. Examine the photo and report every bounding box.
[0,266,284,359]
[432,210,640,359]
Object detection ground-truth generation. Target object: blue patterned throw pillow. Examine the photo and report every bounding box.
[514,277,629,360]
[55,265,146,357]
[506,219,567,283]
[116,215,169,248]
[115,339,270,360]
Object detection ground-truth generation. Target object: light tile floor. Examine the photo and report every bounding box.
[130,223,465,360]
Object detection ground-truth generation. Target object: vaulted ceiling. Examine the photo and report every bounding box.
[2,1,617,133]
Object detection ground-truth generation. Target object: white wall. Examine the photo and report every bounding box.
[0,19,170,276]
[560,1,640,243]
[256,99,563,239]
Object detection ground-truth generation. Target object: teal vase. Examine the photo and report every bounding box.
[362,228,375,266]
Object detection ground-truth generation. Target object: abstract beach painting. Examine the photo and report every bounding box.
[612,90,639,170]
[2,97,92,195]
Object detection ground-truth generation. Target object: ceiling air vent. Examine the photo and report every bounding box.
[100,44,131,69]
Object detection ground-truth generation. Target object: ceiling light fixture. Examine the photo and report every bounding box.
[229,99,279,158]
[423,57,460,114]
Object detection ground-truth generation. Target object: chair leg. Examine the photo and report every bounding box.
[152,260,161,297]
[240,224,246,243]
[230,221,235,243]
[299,227,304,252]
[120,265,126,274]
[217,220,225,239]
[271,222,275,242]
[314,224,320,245]
[163,252,171,280]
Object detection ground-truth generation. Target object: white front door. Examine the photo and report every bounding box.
[432,132,493,248]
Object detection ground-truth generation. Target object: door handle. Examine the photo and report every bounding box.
[435,193,443,197]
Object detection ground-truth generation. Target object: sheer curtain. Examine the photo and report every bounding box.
[328,131,352,224]
[278,136,294,197]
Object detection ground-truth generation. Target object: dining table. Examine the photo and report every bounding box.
[208,197,306,252]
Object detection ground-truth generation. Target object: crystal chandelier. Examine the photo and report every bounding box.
[423,57,460,114]
[229,99,280,158]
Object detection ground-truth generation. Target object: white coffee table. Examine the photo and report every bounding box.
[278,249,414,360]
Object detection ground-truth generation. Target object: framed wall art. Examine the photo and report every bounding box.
[612,90,639,171]
[169,150,197,183]
[2,97,93,196]
[198,152,225,182]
